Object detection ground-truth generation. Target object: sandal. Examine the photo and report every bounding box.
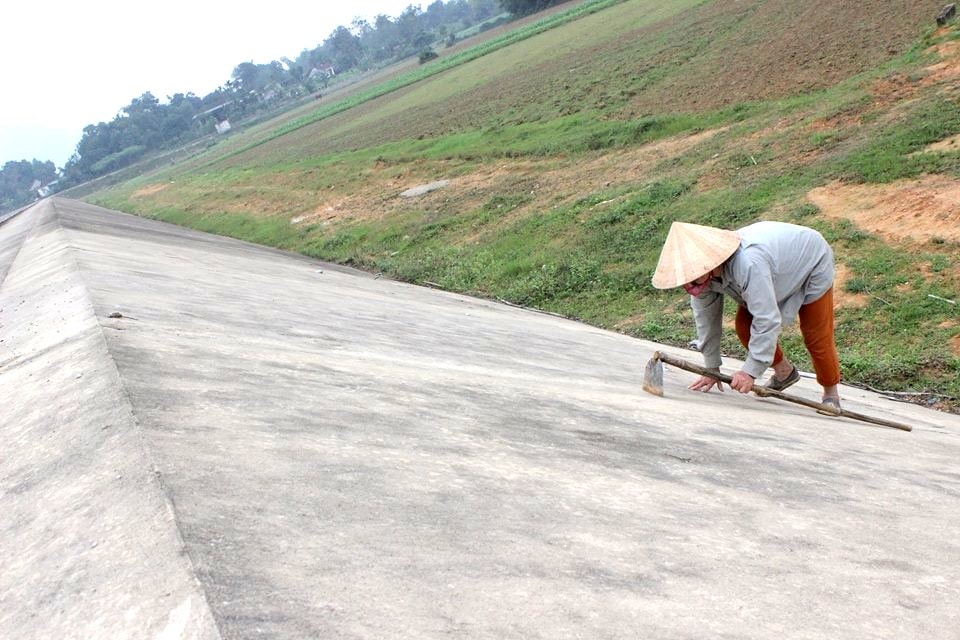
[764,365,800,391]
[817,396,842,416]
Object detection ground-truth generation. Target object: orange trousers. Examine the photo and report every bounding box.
[735,288,841,386]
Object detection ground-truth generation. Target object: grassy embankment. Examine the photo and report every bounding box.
[92,0,960,404]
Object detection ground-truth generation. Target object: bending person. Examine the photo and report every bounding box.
[651,220,841,411]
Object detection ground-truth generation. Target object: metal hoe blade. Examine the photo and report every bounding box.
[641,356,664,396]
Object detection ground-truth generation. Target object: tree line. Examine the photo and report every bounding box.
[0,160,59,213]
[0,0,563,213]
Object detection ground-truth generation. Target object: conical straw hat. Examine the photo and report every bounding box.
[651,222,741,289]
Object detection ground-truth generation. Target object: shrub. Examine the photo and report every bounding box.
[419,48,439,64]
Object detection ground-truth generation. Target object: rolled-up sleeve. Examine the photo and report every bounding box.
[691,291,724,369]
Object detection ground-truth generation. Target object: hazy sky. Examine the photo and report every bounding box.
[0,0,419,167]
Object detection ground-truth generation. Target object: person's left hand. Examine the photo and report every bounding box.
[729,371,755,394]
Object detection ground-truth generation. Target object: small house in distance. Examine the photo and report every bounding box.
[194,102,232,135]
[308,63,336,82]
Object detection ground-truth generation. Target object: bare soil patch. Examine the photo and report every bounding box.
[924,133,960,153]
[924,41,960,88]
[807,175,960,243]
[290,160,537,226]
[627,0,932,115]
[867,73,922,109]
[582,128,725,175]
[289,130,725,229]
[132,183,170,197]
[290,197,368,226]
[833,263,869,309]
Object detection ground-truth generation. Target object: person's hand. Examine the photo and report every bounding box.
[730,371,755,394]
[689,372,723,393]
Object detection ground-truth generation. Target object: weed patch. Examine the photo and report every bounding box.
[833,98,960,183]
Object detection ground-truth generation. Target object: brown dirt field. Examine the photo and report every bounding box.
[239,0,936,164]
[625,0,933,114]
[807,175,960,243]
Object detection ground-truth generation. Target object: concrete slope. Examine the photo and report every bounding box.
[0,203,34,283]
[0,201,219,639]
[3,197,960,639]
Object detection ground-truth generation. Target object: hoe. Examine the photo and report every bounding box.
[642,351,912,432]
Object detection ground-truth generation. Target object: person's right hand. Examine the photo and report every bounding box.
[688,372,723,393]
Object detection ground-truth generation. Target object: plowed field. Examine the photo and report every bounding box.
[247,0,936,160]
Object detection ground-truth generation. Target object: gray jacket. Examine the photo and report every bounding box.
[690,221,834,378]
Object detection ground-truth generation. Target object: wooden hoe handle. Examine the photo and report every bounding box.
[654,351,912,432]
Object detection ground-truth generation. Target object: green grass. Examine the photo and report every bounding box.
[392,109,736,159]
[833,98,960,182]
